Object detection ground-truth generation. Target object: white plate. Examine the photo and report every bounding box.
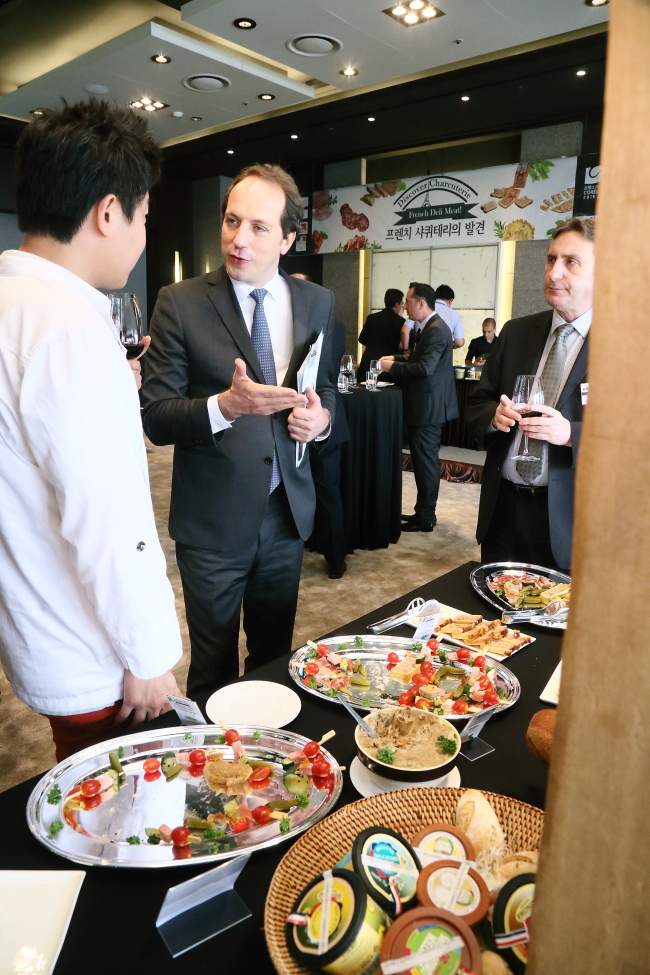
[540,661,562,705]
[205,680,301,728]
[360,380,394,387]
[349,756,461,798]
[0,871,84,975]
[407,601,536,662]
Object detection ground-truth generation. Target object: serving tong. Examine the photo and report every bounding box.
[367,597,426,634]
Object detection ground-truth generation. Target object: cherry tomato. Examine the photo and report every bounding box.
[252,805,272,826]
[143,758,161,773]
[311,759,330,777]
[83,794,102,810]
[456,649,471,663]
[230,816,249,834]
[305,661,319,676]
[419,661,434,677]
[386,662,395,672]
[188,765,205,778]
[427,639,439,652]
[250,775,271,791]
[412,673,429,688]
[224,729,240,745]
[144,770,161,782]
[80,778,101,797]
[415,699,430,710]
[188,749,206,766]
[316,644,329,657]
[250,765,271,782]
[312,773,334,792]
[452,701,469,715]
[473,656,486,671]
[173,844,192,860]
[477,674,492,689]
[484,691,499,707]
[398,692,414,706]
[303,740,320,759]
[387,652,399,664]
[171,826,190,847]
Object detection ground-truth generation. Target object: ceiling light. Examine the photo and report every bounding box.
[384,5,445,26]
[340,67,359,77]
[259,93,275,100]
[576,69,586,76]
[392,4,406,13]
[191,116,203,122]
[234,18,256,28]
[172,111,183,118]
[584,0,608,6]
[141,97,152,105]
[422,6,436,16]
[368,117,375,121]
[227,149,234,154]
[132,101,143,109]
[129,97,168,113]
[83,84,109,95]
[30,109,44,116]
[410,0,425,8]
[153,101,164,109]
[461,95,470,101]
[404,11,418,23]
[152,54,171,64]
[144,105,155,112]
[291,134,298,139]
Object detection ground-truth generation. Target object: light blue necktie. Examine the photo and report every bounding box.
[250,288,281,493]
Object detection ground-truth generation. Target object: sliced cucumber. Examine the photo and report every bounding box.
[283,772,310,797]
[281,758,297,775]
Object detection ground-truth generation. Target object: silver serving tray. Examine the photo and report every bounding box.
[289,635,520,717]
[470,561,571,630]
[27,725,342,869]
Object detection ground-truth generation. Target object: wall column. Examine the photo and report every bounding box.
[322,159,365,355]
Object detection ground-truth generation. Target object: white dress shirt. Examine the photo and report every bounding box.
[502,307,591,486]
[0,250,181,715]
[434,300,464,341]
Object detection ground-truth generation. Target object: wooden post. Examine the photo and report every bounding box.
[528,1,650,971]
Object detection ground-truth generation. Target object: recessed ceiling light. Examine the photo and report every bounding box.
[145,105,156,112]
[461,95,470,101]
[172,111,183,118]
[132,101,143,109]
[384,5,444,26]
[259,93,275,100]
[30,109,44,116]
[141,97,152,105]
[153,101,164,109]
[191,117,203,122]
[227,149,234,154]
[368,117,376,121]
[340,67,359,77]
[152,54,171,64]
[234,18,256,28]
[584,0,608,6]
[83,83,109,95]
[291,134,298,139]
[129,97,168,113]
[576,69,586,76]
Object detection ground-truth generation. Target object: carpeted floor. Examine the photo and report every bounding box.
[0,442,481,793]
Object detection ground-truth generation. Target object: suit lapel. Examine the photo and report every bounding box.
[206,266,264,383]
[283,270,310,389]
[556,334,589,412]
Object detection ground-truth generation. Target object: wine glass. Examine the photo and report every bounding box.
[512,374,545,462]
[338,363,352,394]
[341,354,355,388]
[369,359,381,381]
[110,293,144,359]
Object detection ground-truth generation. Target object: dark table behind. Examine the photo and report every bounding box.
[442,377,480,450]
[0,562,560,974]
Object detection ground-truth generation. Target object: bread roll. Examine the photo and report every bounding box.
[498,850,538,880]
[481,950,514,974]
[526,709,556,766]
[455,790,505,857]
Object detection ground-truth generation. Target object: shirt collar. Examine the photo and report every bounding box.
[0,249,112,321]
[551,307,592,338]
[420,311,437,328]
[229,269,284,304]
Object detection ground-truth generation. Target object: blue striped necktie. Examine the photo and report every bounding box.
[250,288,281,493]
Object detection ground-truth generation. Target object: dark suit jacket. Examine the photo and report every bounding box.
[389,314,459,427]
[358,307,404,378]
[141,265,337,552]
[467,309,588,571]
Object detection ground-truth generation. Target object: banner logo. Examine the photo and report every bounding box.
[393,176,478,225]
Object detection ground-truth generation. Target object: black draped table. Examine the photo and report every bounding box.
[0,562,560,975]
[442,377,480,450]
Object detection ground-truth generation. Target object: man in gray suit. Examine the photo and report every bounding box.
[142,164,336,695]
[380,282,458,532]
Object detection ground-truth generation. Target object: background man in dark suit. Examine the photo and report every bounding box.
[358,288,405,380]
[467,217,594,572]
[380,282,458,532]
[142,165,336,696]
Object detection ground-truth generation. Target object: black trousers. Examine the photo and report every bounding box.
[407,423,443,523]
[176,483,304,698]
[308,443,347,567]
[481,478,561,571]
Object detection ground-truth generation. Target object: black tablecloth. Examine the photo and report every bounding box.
[0,562,560,975]
[442,377,481,450]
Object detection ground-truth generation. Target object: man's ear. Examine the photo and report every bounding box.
[280,231,296,256]
[94,194,119,239]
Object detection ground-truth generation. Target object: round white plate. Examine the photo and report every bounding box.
[205,680,301,728]
[349,756,461,798]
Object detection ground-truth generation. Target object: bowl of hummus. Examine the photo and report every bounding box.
[355,706,461,782]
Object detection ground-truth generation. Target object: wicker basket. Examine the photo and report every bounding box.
[264,787,544,975]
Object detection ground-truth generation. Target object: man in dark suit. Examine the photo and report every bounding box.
[142,165,336,696]
[358,288,405,380]
[380,282,458,532]
[467,217,594,572]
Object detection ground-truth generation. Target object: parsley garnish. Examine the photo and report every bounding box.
[324,688,337,698]
[147,834,161,845]
[203,828,224,840]
[49,821,64,838]
[438,650,447,662]
[376,746,395,765]
[184,732,192,741]
[253,730,261,741]
[117,745,125,759]
[46,785,61,805]
[497,688,506,700]
[279,817,291,834]
[308,677,318,690]
[412,642,423,651]
[216,735,225,744]
[361,698,371,708]
[354,636,364,648]
[338,643,349,651]
[126,835,141,845]
[307,649,318,660]
[296,794,310,809]
[437,735,458,755]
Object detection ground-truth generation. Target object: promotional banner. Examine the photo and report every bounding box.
[311,157,579,254]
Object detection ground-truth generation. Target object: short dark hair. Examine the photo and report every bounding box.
[384,288,403,307]
[482,317,496,327]
[222,163,303,237]
[16,99,161,244]
[551,216,596,243]
[409,282,437,310]
[435,284,455,301]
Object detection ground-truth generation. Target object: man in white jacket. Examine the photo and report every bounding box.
[0,99,182,760]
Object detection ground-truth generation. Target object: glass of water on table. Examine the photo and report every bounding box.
[341,354,356,389]
[512,374,545,462]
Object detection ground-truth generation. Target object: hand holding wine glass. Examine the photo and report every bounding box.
[511,374,544,462]
[110,293,147,360]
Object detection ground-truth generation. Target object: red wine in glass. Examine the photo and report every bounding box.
[512,374,544,462]
[109,293,144,359]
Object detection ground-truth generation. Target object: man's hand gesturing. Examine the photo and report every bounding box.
[219,358,305,421]
[288,387,330,443]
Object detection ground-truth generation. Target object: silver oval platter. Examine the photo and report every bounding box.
[289,635,520,716]
[27,725,342,868]
[470,561,571,630]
